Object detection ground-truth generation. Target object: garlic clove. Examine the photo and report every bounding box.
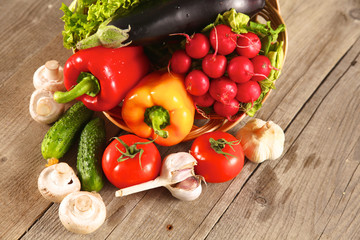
[166,175,204,201]
[59,191,106,234]
[161,152,197,183]
[33,60,66,92]
[29,89,65,124]
[236,118,285,163]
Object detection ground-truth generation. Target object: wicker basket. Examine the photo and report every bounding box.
[103,0,288,141]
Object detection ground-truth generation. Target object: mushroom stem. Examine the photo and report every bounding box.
[44,60,61,80]
[75,195,93,212]
[51,162,74,185]
[59,191,106,234]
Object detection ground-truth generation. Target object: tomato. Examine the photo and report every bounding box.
[102,134,161,189]
[190,131,244,183]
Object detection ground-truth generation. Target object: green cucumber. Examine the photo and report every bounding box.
[77,117,106,192]
[41,101,93,160]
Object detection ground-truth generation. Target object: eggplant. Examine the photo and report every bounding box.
[76,0,265,50]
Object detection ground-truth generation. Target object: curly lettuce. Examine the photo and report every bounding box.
[60,0,144,49]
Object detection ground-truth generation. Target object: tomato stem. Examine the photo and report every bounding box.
[114,137,155,169]
[209,138,240,159]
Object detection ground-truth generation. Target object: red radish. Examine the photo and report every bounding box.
[209,24,237,55]
[209,77,237,104]
[169,50,192,74]
[236,81,261,104]
[213,98,240,119]
[192,92,215,107]
[185,70,210,96]
[236,32,261,58]
[171,33,210,59]
[227,56,254,83]
[202,54,227,78]
[251,55,272,81]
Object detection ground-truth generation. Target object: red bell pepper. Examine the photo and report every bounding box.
[54,46,150,111]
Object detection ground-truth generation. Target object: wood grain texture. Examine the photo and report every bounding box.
[205,36,360,240]
[1,0,360,239]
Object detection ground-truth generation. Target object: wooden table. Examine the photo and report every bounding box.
[1,0,360,239]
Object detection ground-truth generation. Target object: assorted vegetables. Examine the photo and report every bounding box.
[31,0,288,235]
[73,0,266,49]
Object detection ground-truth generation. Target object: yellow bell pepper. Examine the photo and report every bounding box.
[121,71,195,146]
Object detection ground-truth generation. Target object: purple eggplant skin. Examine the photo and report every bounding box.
[110,0,265,45]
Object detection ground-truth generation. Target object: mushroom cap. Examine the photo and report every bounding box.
[33,60,66,92]
[38,162,81,203]
[59,191,106,234]
[29,89,65,124]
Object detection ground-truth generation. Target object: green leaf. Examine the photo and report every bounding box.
[60,0,147,49]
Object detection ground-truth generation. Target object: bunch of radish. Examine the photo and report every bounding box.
[169,24,276,120]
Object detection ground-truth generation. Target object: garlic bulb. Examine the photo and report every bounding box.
[115,152,203,201]
[236,118,285,163]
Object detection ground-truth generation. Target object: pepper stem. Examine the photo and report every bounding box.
[53,72,100,104]
[144,106,170,139]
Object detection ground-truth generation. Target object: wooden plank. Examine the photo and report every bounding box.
[0,35,120,240]
[204,36,360,240]
[255,0,360,127]
[0,0,71,81]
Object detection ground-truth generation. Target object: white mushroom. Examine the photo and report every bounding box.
[59,191,106,234]
[33,60,66,92]
[38,162,81,203]
[29,89,65,124]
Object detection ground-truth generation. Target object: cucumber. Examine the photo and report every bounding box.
[41,101,93,160]
[77,117,106,192]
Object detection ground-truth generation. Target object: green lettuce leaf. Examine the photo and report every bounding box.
[202,8,250,33]
[60,0,145,49]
